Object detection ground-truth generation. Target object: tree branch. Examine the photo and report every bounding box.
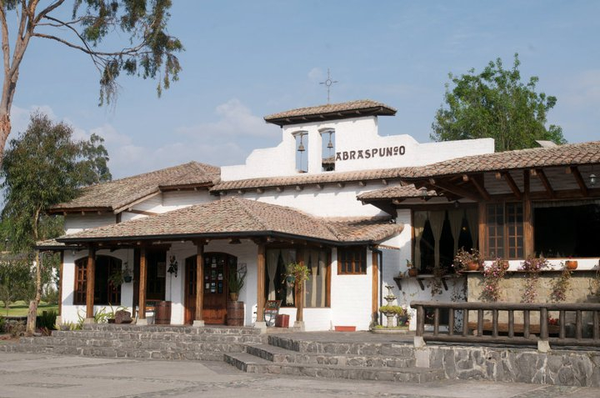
[40,16,147,57]
[34,0,65,24]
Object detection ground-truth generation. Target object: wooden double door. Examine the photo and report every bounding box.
[184,252,237,325]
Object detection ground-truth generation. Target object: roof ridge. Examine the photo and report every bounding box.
[229,197,270,231]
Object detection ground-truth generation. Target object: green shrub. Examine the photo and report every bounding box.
[37,309,57,330]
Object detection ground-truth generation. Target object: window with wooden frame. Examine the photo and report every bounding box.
[337,247,367,274]
[73,256,122,305]
[486,202,523,259]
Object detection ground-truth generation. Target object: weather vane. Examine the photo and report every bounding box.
[320,68,338,104]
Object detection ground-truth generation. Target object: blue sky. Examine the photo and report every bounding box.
[10,0,600,178]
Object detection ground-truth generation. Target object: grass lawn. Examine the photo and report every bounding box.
[0,301,58,317]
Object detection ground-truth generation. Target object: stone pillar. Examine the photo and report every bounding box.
[85,247,96,323]
[137,247,148,325]
[194,242,205,327]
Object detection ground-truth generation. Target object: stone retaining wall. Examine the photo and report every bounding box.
[422,345,600,387]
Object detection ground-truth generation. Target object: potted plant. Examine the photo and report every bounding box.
[108,269,124,288]
[228,267,247,302]
[565,258,578,270]
[286,262,310,326]
[453,247,482,274]
[550,263,572,302]
[406,259,418,277]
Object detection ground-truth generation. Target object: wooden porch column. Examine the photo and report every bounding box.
[371,248,379,323]
[194,242,205,327]
[85,247,96,321]
[256,243,266,323]
[523,170,534,257]
[58,251,64,317]
[478,202,487,257]
[138,247,147,323]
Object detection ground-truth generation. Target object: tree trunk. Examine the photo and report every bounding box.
[0,111,10,161]
[25,249,42,336]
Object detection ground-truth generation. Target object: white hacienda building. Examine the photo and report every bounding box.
[43,99,600,332]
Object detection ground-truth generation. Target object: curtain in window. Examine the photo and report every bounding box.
[319,250,326,307]
[448,209,464,255]
[466,208,479,249]
[266,249,280,300]
[413,211,428,270]
[281,249,295,305]
[309,250,319,307]
[429,211,445,268]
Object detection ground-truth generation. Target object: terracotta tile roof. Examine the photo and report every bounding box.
[325,217,403,243]
[264,99,397,126]
[57,197,402,245]
[357,184,438,201]
[403,141,600,179]
[212,168,406,192]
[50,161,220,213]
[35,238,83,250]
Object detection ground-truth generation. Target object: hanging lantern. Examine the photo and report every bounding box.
[327,131,333,149]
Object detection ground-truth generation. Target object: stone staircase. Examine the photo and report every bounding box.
[4,324,264,361]
[224,334,446,383]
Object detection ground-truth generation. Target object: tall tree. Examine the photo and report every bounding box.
[431,54,566,152]
[0,253,32,314]
[1,112,111,334]
[0,0,183,160]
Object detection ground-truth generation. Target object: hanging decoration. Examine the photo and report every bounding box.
[167,256,178,277]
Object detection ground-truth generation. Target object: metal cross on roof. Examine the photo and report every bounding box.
[320,68,338,104]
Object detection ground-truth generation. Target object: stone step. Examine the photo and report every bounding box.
[82,324,261,335]
[246,343,415,368]
[19,336,247,353]
[268,335,414,356]
[51,330,263,343]
[224,352,445,383]
[5,342,224,361]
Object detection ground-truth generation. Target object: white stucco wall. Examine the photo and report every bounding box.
[227,183,389,218]
[221,115,494,181]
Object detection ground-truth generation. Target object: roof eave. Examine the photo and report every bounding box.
[265,106,396,126]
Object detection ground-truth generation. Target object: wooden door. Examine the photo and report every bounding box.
[184,256,196,325]
[203,253,237,324]
[185,253,237,325]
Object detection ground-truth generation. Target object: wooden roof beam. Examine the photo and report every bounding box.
[428,178,481,202]
[568,166,590,197]
[501,171,522,200]
[469,175,491,201]
[534,168,556,199]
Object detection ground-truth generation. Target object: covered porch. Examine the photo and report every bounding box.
[54,197,402,330]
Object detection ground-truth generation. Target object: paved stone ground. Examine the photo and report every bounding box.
[1,351,600,398]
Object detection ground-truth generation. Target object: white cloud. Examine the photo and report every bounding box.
[177,98,279,139]
[10,105,56,135]
[8,100,280,179]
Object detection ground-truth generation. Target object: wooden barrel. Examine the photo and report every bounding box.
[227,301,244,326]
[155,301,172,325]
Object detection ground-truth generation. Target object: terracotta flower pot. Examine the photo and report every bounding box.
[565,260,578,270]
[467,261,480,271]
[408,268,418,277]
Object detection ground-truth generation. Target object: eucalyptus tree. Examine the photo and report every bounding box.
[1,112,111,334]
[431,54,566,151]
[0,0,182,159]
